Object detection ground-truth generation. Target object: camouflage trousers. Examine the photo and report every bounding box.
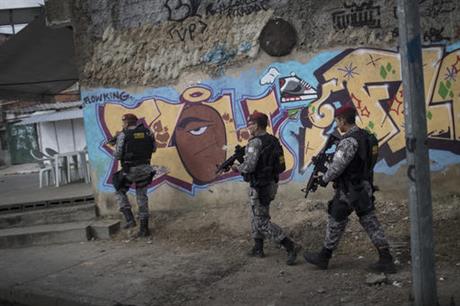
[248,182,286,243]
[115,164,152,219]
[324,210,390,251]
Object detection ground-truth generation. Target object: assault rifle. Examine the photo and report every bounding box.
[215,145,245,174]
[107,131,121,145]
[301,133,340,198]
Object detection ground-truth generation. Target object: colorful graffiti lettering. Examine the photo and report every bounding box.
[85,42,460,194]
[301,45,460,170]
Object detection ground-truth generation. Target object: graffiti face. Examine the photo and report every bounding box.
[174,103,226,184]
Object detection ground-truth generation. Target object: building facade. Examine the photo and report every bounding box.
[51,0,460,216]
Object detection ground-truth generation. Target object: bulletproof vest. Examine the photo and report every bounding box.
[122,124,155,164]
[251,134,283,187]
[340,128,371,185]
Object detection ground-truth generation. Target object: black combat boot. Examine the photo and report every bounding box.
[138,218,150,237]
[303,247,332,269]
[120,208,136,229]
[281,237,301,266]
[247,238,265,258]
[369,248,396,274]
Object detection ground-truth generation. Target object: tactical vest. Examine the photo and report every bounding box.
[122,124,155,165]
[339,128,372,186]
[250,134,284,187]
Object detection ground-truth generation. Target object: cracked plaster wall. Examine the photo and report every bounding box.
[63,0,460,88]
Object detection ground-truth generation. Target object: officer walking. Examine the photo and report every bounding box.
[232,111,300,265]
[303,105,396,273]
[114,114,156,237]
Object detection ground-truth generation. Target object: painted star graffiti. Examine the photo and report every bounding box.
[366,54,382,67]
[444,66,457,82]
[337,62,359,79]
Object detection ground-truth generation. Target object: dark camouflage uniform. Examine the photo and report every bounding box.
[114,130,152,219]
[322,125,389,251]
[238,131,287,243]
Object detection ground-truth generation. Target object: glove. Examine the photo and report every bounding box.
[317,176,328,187]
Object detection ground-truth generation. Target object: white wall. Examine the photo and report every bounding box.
[38,118,86,153]
[73,119,86,150]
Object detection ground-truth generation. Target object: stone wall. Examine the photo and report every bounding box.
[49,0,460,216]
[64,0,460,88]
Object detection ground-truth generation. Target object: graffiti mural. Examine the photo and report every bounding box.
[83,42,460,194]
[94,86,294,193]
[301,45,460,170]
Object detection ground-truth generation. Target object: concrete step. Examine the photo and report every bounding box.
[0,195,95,214]
[0,203,97,229]
[89,219,121,240]
[0,220,120,249]
[0,222,91,249]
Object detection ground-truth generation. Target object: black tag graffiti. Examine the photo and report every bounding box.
[164,0,202,21]
[332,0,381,30]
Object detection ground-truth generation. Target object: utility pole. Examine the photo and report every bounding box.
[397,1,438,305]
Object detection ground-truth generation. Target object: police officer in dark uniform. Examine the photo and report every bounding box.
[114,114,156,237]
[303,105,396,273]
[232,112,300,265]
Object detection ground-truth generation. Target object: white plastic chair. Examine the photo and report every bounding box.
[44,148,69,184]
[30,149,55,188]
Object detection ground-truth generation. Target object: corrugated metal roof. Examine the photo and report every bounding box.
[14,107,83,125]
[4,101,82,114]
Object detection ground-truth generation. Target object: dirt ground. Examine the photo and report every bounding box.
[111,191,460,306]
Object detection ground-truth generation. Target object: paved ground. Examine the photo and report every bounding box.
[0,173,93,206]
[0,229,458,306]
[0,163,40,176]
[0,164,458,306]
[1,191,460,306]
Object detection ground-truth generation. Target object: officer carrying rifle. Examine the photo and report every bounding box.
[110,114,157,238]
[217,111,300,265]
[302,105,396,274]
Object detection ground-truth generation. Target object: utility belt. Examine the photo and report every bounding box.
[113,159,152,191]
[245,172,276,188]
[336,177,363,194]
[122,159,150,169]
[335,177,373,217]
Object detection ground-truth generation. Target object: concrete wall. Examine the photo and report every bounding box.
[59,0,460,216]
